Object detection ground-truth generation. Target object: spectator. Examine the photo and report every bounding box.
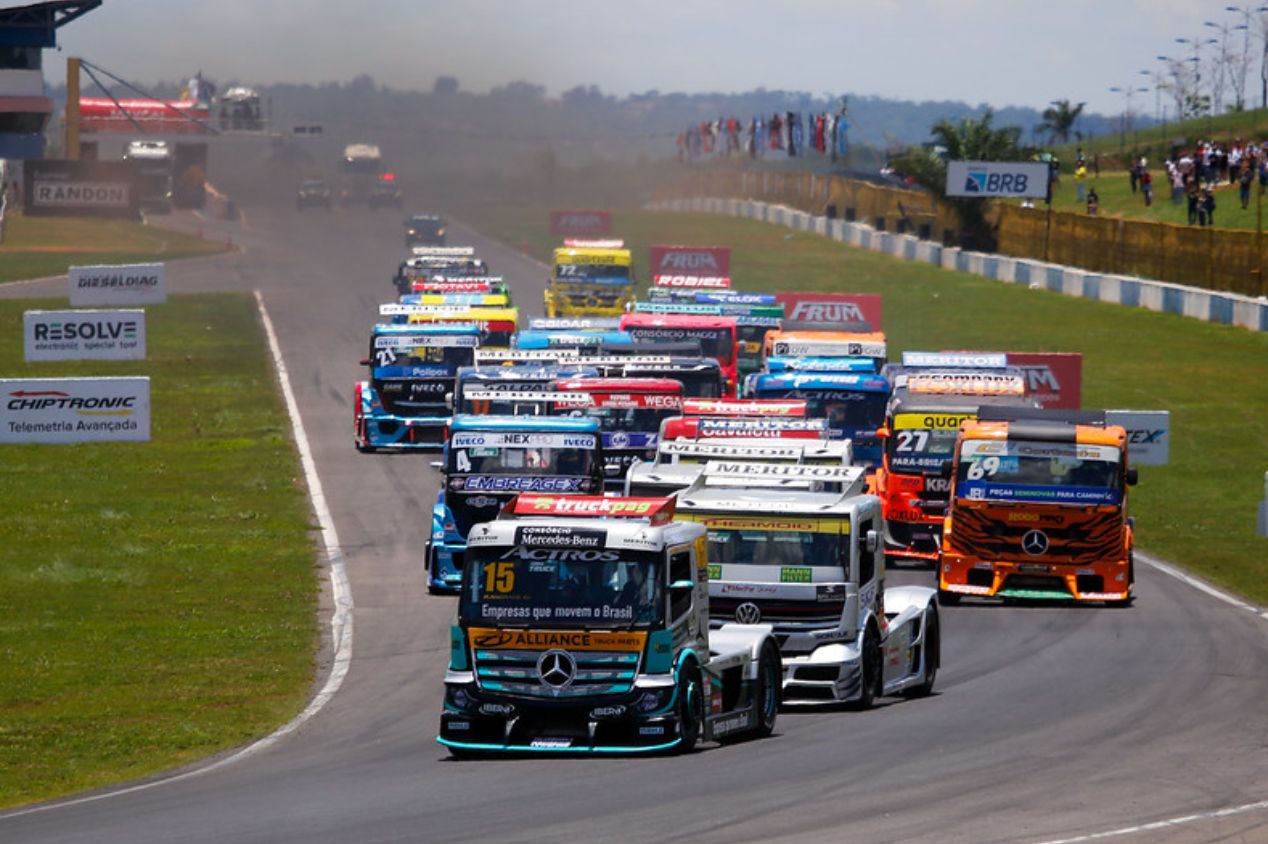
[1074,160,1088,203]
[1240,163,1254,210]
[1140,167,1153,207]
[1202,189,1216,227]
[1086,187,1099,215]
[1186,179,1201,225]
[1129,159,1139,193]
[1170,164,1185,206]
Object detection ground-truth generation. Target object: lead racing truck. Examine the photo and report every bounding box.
[438,495,782,755]
[675,461,939,707]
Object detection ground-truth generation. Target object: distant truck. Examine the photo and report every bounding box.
[123,140,174,213]
[337,143,384,206]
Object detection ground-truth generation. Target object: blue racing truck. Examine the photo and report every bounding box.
[354,323,480,452]
[426,416,605,592]
[745,371,890,468]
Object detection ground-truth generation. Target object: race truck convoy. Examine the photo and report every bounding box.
[938,407,1138,605]
[676,461,939,706]
[438,495,782,755]
[426,416,605,592]
[545,240,636,317]
[354,323,480,452]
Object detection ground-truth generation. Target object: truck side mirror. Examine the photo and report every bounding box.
[444,392,454,411]
[669,579,693,592]
[876,426,891,439]
[1125,467,1138,487]
[939,460,953,479]
[429,460,444,470]
[359,358,371,366]
[865,530,879,554]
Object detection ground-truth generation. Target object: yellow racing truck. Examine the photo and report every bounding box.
[545,239,636,318]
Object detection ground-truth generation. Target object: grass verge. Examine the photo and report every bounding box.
[0,215,230,284]
[461,205,1268,605]
[0,293,316,809]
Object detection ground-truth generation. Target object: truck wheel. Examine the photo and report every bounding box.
[675,664,703,753]
[902,609,939,698]
[853,626,882,710]
[937,588,961,606]
[752,641,781,737]
[425,545,444,595]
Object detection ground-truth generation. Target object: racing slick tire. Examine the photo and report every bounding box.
[674,663,704,754]
[851,623,883,710]
[752,641,781,737]
[425,544,445,595]
[901,608,939,699]
[936,588,961,606]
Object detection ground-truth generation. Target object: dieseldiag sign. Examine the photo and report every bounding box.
[69,263,167,306]
[23,310,146,361]
[1,377,151,443]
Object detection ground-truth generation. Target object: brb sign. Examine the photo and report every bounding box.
[945,161,1051,198]
[550,209,612,236]
[649,245,731,276]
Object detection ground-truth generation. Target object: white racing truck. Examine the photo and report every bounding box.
[676,461,940,707]
[438,495,782,755]
[625,438,852,498]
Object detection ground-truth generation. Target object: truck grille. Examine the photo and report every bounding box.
[951,509,1123,565]
[473,649,640,698]
[711,597,844,628]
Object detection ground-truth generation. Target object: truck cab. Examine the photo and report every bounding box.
[452,363,598,417]
[545,243,636,317]
[676,462,940,707]
[438,495,781,755]
[426,416,605,592]
[745,371,890,468]
[354,323,480,452]
[123,140,174,213]
[620,312,740,397]
[939,407,1138,605]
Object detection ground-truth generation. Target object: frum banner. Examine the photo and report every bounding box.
[0,377,151,443]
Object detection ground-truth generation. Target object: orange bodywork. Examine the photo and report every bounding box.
[940,420,1134,604]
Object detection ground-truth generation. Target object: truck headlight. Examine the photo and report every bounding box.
[635,688,672,713]
[445,685,473,710]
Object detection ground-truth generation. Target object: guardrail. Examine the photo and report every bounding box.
[646,195,1268,334]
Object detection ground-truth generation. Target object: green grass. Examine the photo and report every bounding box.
[0,294,316,809]
[0,215,230,284]
[460,205,1268,605]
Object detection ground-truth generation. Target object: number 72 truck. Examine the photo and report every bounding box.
[438,495,782,755]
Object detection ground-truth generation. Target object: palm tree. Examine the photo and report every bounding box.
[890,109,1024,249]
[1039,99,1086,146]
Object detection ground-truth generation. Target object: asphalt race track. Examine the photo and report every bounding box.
[4,202,1268,844]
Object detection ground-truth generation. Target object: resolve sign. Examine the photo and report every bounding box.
[1,377,151,443]
[24,309,146,361]
[69,263,167,306]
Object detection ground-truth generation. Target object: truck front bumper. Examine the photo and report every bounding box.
[779,641,864,705]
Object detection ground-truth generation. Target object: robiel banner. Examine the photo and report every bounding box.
[24,309,146,361]
[69,263,167,306]
[1,377,151,443]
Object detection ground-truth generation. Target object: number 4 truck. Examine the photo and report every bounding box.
[438,495,782,755]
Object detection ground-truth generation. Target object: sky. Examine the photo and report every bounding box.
[32,0,1264,116]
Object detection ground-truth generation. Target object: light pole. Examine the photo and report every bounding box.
[1109,85,1149,153]
[1176,34,1220,128]
[1141,69,1167,141]
[1225,5,1268,109]
[1205,19,1245,114]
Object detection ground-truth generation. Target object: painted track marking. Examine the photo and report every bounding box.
[1031,798,1268,843]
[0,290,354,820]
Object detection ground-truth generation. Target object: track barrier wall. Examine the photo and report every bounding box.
[645,195,1268,333]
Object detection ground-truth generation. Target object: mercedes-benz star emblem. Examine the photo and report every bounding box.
[537,649,577,689]
[1022,529,1050,556]
[735,602,762,624]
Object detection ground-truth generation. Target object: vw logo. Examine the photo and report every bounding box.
[735,602,762,624]
[537,649,577,689]
[1022,529,1050,556]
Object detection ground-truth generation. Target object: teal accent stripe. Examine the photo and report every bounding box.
[437,737,681,754]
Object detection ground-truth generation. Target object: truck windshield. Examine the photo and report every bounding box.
[556,264,631,283]
[556,405,677,435]
[886,412,971,473]
[705,524,846,568]
[462,546,663,629]
[448,430,598,477]
[956,440,1122,505]
[371,343,472,371]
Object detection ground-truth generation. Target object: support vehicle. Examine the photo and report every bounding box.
[406,213,446,248]
[938,407,1137,605]
[676,462,939,706]
[426,416,605,592]
[438,495,782,754]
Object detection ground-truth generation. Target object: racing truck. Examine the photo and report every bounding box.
[337,143,385,206]
[635,293,784,383]
[426,416,605,592]
[938,407,1138,606]
[451,362,598,417]
[873,352,1037,564]
[438,495,782,755]
[625,436,852,498]
[123,140,174,213]
[676,461,939,706]
[354,323,480,452]
[545,240,636,317]
[745,371,890,467]
[619,312,740,397]
[405,305,519,349]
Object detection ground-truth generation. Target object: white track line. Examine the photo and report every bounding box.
[1137,550,1268,620]
[1031,798,1268,844]
[0,290,353,821]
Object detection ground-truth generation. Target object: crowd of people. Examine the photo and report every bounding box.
[677,111,850,161]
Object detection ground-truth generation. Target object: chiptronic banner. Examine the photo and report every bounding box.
[1,377,151,443]
[69,263,167,306]
[24,309,146,361]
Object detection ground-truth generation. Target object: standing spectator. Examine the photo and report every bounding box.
[1240,163,1254,209]
[1202,189,1216,227]
[1140,167,1153,207]
[1074,160,1088,203]
[1170,163,1185,205]
[1086,187,1099,215]
[1128,158,1139,193]
[1186,179,1201,225]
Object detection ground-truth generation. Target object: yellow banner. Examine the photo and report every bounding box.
[893,412,972,431]
[468,627,647,652]
[682,515,850,534]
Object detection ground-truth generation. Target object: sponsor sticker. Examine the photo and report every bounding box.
[469,627,646,652]
[450,432,596,448]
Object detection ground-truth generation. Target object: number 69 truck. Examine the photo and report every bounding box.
[438,495,782,755]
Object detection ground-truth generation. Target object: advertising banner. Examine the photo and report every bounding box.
[550,209,612,236]
[24,309,146,361]
[0,377,151,443]
[945,161,1052,198]
[776,292,883,331]
[651,275,731,289]
[23,159,141,219]
[1005,352,1083,410]
[1106,410,1170,466]
[69,263,167,306]
[649,245,731,276]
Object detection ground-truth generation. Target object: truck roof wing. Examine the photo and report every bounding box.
[411,246,475,256]
[475,349,581,364]
[562,238,625,248]
[682,398,807,417]
[701,460,866,487]
[900,351,1008,369]
[976,406,1107,426]
[503,495,676,525]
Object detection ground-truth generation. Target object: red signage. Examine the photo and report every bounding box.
[682,398,807,417]
[649,245,731,276]
[550,209,613,236]
[79,98,212,135]
[776,292,883,331]
[1005,352,1083,409]
[652,275,732,289]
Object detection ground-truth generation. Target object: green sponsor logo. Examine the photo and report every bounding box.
[780,567,812,584]
[707,564,722,581]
